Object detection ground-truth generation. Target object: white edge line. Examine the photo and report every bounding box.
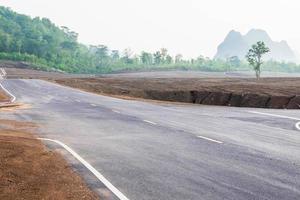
[1,68,6,75]
[0,68,16,103]
[38,138,130,200]
[295,122,300,130]
[0,82,16,103]
[143,120,157,125]
[248,111,300,121]
[249,111,300,131]
[197,135,223,144]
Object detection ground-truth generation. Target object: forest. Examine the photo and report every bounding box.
[0,6,299,74]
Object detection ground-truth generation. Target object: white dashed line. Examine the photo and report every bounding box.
[197,135,223,144]
[38,138,130,200]
[143,120,157,125]
[75,100,81,103]
[90,104,97,107]
[112,110,121,114]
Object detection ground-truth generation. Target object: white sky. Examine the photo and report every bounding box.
[1,0,300,58]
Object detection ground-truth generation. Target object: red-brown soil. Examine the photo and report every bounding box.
[53,77,300,109]
[0,91,9,102]
[2,60,300,109]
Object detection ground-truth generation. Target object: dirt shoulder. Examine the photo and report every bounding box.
[0,90,9,102]
[0,119,98,200]
[53,77,300,109]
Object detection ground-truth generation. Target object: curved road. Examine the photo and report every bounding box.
[1,79,300,200]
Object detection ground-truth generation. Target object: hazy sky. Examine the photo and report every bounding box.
[1,0,300,58]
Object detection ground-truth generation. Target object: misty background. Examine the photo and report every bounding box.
[2,0,299,59]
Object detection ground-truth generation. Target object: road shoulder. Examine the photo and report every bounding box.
[0,119,99,200]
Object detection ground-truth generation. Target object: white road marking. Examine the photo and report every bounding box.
[90,103,97,107]
[0,68,6,76]
[248,111,300,121]
[295,122,300,130]
[38,138,130,200]
[75,100,81,103]
[0,68,16,103]
[143,120,157,125]
[112,110,121,114]
[196,135,223,144]
[0,82,16,103]
[249,111,300,131]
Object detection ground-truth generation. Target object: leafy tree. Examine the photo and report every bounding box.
[122,48,133,64]
[226,56,240,72]
[160,48,168,63]
[95,45,108,58]
[175,54,183,63]
[153,51,162,65]
[246,41,270,79]
[111,50,120,60]
[140,51,153,65]
[165,55,173,64]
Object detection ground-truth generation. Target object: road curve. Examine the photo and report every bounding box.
[1,79,300,200]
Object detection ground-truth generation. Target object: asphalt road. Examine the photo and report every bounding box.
[1,79,300,200]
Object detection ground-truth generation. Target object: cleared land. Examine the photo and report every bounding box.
[2,61,300,109]
[53,77,300,109]
[0,119,98,200]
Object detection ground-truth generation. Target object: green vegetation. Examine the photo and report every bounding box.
[0,6,300,74]
[246,41,270,79]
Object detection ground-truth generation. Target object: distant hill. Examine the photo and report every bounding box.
[215,29,297,62]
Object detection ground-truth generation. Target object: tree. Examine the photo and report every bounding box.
[122,48,133,64]
[95,45,108,58]
[160,48,168,63]
[246,41,270,79]
[226,56,240,72]
[111,50,120,60]
[165,55,173,64]
[175,54,183,63]
[153,51,162,65]
[140,51,153,65]
[94,45,109,68]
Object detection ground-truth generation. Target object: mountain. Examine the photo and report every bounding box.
[215,29,297,62]
[214,30,249,60]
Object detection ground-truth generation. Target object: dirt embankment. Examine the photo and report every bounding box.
[54,77,300,109]
[0,119,98,200]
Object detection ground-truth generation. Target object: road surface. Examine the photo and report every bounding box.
[1,79,300,200]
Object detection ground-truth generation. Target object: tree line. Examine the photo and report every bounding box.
[0,6,299,74]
